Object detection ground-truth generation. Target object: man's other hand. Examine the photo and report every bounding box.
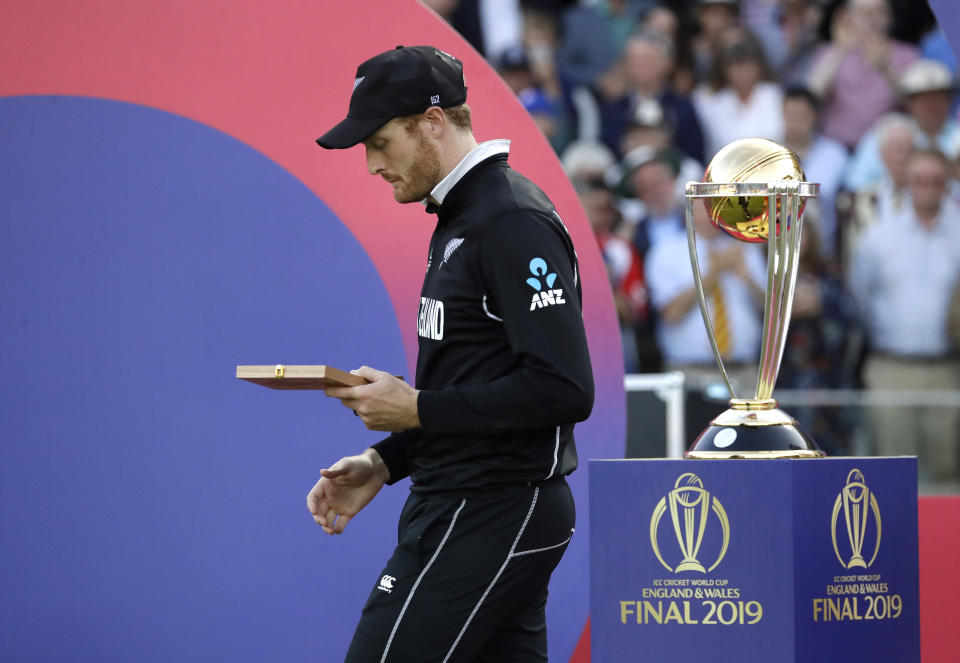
[306,449,389,535]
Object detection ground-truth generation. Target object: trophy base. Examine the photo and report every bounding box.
[685,401,826,459]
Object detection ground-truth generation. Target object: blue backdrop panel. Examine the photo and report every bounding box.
[0,96,406,662]
[590,458,919,663]
[930,0,960,61]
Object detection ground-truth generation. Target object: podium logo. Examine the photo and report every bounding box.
[650,473,730,573]
[831,469,882,569]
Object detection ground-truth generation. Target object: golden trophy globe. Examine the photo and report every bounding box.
[684,137,825,458]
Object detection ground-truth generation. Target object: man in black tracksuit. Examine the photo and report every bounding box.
[310,45,594,662]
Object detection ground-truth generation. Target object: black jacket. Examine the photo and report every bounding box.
[373,153,594,492]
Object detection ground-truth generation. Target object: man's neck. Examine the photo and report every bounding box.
[918,125,941,142]
[785,135,811,156]
[734,87,753,104]
[915,204,940,229]
[427,136,511,210]
[438,132,480,181]
[649,204,678,219]
[631,85,660,99]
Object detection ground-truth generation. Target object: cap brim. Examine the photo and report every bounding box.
[903,85,958,96]
[316,115,389,149]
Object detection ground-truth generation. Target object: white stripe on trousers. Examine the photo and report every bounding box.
[511,528,574,558]
[441,487,540,663]
[380,499,467,663]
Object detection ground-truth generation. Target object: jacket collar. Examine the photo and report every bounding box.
[424,139,510,214]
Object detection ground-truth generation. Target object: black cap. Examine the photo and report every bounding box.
[317,45,468,149]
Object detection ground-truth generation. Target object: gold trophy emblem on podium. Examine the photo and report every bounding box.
[831,469,882,569]
[684,137,826,458]
[650,473,730,573]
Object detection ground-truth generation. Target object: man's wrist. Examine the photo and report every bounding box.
[411,389,422,429]
[364,447,391,484]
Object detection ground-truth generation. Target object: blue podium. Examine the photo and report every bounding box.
[589,458,919,662]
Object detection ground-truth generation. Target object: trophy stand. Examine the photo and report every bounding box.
[683,149,825,458]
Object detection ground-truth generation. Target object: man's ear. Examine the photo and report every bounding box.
[422,106,446,138]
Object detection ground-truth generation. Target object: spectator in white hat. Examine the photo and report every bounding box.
[845,59,959,192]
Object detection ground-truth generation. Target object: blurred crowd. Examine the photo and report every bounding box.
[425,0,960,482]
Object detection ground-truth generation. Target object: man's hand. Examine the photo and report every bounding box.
[863,38,890,71]
[792,276,822,318]
[703,246,742,289]
[710,245,742,274]
[324,366,421,432]
[306,449,390,535]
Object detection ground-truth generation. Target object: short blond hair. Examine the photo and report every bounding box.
[398,104,472,134]
[444,103,472,131]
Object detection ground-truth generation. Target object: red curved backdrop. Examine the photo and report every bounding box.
[0,1,623,661]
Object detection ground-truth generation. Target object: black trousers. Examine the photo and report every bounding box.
[344,478,576,663]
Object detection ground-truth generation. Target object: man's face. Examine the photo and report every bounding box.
[500,67,533,95]
[849,0,890,36]
[699,4,736,37]
[905,91,952,135]
[725,58,761,96]
[580,186,618,234]
[783,97,816,145]
[621,125,669,156]
[624,39,667,91]
[693,198,719,237]
[633,161,677,215]
[908,155,948,212]
[644,7,678,39]
[880,127,915,186]
[363,118,442,204]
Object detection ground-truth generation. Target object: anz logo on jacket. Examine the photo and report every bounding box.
[526,257,566,311]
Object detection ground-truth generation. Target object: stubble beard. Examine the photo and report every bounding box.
[393,133,443,204]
